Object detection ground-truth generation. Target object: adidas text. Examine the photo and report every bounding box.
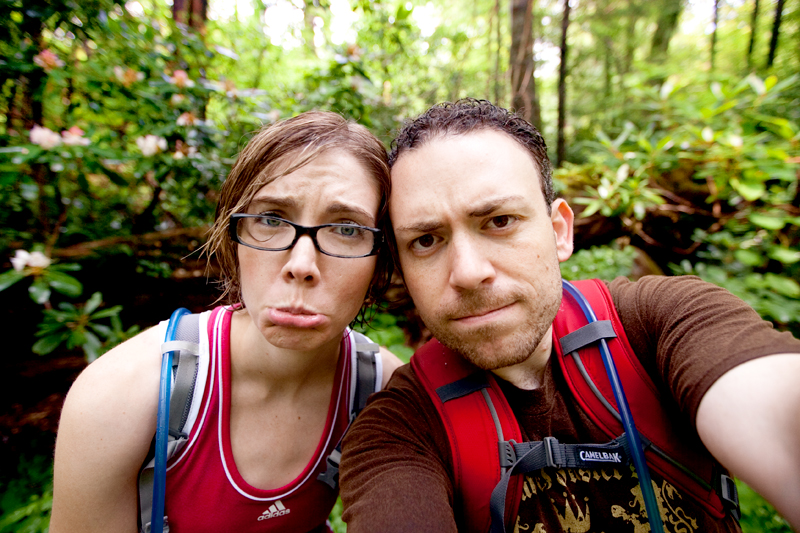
[258,501,290,520]
[579,450,622,463]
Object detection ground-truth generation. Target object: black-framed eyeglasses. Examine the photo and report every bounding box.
[229,214,383,258]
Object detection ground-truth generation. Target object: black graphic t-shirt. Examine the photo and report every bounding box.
[341,276,800,533]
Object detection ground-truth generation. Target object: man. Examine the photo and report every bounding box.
[339,99,800,533]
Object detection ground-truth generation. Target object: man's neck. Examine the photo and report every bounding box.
[490,326,554,390]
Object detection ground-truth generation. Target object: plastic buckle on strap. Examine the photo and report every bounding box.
[543,437,559,468]
[317,449,341,489]
[498,440,517,468]
[719,474,741,520]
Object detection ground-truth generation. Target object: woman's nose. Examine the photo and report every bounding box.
[281,235,321,283]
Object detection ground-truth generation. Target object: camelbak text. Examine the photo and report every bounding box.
[579,450,622,463]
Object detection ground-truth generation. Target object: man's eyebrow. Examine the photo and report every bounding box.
[468,195,527,217]
[395,196,528,234]
[394,220,443,234]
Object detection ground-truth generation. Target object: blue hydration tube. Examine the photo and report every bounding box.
[151,307,191,533]
[562,280,663,533]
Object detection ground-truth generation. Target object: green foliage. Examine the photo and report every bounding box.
[33,291,140,362]
[328,497,346,533]
[564,72,800,335]
[353,310,413,363]
[0,454,52,533]
[561,244,637,281]
[736,479,793,533]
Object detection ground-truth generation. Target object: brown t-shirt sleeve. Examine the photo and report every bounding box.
[608,275,800,425]
[339,364,458,533]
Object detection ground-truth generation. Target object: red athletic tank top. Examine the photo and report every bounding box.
[163,307,351,532]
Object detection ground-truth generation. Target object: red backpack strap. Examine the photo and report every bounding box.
[411,340,523,533]
[553,278,732,519]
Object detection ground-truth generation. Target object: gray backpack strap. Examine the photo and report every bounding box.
[138,313,201,533]
[318,331,380,489]
[351,331,379,419]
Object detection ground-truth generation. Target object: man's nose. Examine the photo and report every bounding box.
[448,236,496,291]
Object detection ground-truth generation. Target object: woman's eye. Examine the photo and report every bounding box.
[334,225,361,237]
[486,215,516,229]
[261,216,283,227]
[410,234,439,251]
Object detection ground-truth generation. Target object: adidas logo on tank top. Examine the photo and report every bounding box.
[258,501,291,521]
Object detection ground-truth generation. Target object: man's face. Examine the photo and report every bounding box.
[390,130,574,370]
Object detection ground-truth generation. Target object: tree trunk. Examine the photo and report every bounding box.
[623,0,641,74]
[648,0,682,63]
[510,0,541,130]
[302,0,320,56]
[766,0,785,68]
[747,0,760,69]
[173,0,207,29]
[494,0,502,103]
[710,0,719,70]
[556,0,571,167]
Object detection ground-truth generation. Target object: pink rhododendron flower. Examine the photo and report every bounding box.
[61,126,90,146]
[30,125,62,149]
[113,66,145,87]
[33,50,65,71]
[176,112,197,126]
[168,70,195,88]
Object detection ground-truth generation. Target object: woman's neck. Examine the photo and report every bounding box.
[228,309,341,396]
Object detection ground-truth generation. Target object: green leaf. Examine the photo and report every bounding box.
[83,292,104,315]
[33,333,69,355]
[91,305,122,320]
[0,269,26,292]
[735,249,764,267]
[83,331,103,362]
[748,213,786,230]
[765,273,800,298]
[43,270,83,297]
[29,280,51,304]
[730,179,765,201]
[768,247,800,264]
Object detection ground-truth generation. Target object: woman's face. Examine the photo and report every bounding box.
[237,148,380,353]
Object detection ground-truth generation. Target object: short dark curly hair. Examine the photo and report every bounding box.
[389,98,555,209]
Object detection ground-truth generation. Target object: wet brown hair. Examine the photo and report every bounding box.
[204,111,392,318]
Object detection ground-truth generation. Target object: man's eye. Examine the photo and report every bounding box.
[486,215,516,229]
[410,234,439,251]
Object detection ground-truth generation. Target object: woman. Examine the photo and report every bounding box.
[50,111,403,533]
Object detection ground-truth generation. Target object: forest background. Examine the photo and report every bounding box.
[0,0,798,530]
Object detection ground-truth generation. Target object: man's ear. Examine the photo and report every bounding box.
[551,198,574,263]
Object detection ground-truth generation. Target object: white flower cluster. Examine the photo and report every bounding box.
[11,250,51,271]
[30,125,91,149]
[30,125,62,150]
[136,135,168,157]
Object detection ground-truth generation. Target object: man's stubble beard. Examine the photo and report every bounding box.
[419,275,563,372]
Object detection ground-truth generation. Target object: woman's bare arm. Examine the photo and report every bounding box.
[50,326,164,533]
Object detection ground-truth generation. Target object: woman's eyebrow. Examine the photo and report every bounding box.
[326,203,376,225]
[249,196,296,209]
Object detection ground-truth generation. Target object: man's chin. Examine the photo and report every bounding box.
[431,328,541,371]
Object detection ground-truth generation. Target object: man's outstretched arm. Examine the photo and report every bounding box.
[340,365,458,533]
[696,352,800,530]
